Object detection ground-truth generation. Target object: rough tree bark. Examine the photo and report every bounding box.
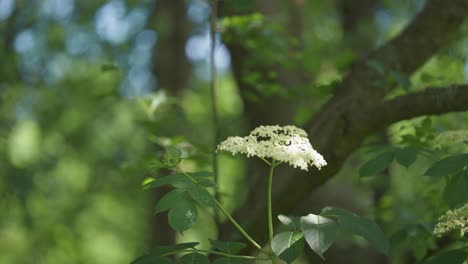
[221,0,468,249]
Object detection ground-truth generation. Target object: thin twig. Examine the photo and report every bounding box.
[209,0,221,226]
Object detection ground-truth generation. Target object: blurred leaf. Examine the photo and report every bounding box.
[131,243,199,264]
[177,253,210,264]
[213,258,248,264]
[168,197,198,233]
[418,250,467,264]
[389,71,411,89]
[300,214,337,259]
[188,185,215,207]
[425,154,468,178]
[278,214,301,230]
[154,243,200,256]
[359,152,394,178]
[101,64,119,72]
[443,171,468,208]
[131,255,172,264]
[190,171,214,178]
[144,174,194,190]
[147,160,169,170]
[395,147,417,168]
[155,189,187,214]
[164,146,183,167]
[209,239,246,254]
[321,207,389,255]
[366,59,385,75]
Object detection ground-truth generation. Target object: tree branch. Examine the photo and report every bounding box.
[350,84,468,134]
[223,0,468,249]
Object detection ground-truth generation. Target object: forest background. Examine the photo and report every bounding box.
[1,0,468,263]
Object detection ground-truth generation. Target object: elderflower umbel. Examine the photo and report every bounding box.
[217,125,327,171]
[433,203,468,237]
[435,130,468,147]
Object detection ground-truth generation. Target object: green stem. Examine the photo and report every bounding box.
[162,249,271,260]
[215,200,268,254]
[177,168,268,254]
[268,163,278,264]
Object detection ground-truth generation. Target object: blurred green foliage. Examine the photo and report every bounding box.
[0,0,468,263]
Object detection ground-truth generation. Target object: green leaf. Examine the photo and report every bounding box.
[188,185,215,207]
[153,242,200,256]
[278,214,301,230]
[443,172,468,208]
[271,231,303,256]
[190,171,214,178]
[359,152,394,178]
[148,160,168,170]
[164,146,183,167]
[300,214,337,259]
[271,231,304,263]
[196,178,218,188]
[209,239,246,254]
[168,197,198,232]
[131,243,200,264]
[190,172,217,188]
[418,250,467,264]
[395,147,417,168]
[278,236,305,264]
[389,71,411,89]
[366,59,385,75]
[177,253,210,264]
[130,255,172,264]
[144,174,194,190]
[166,146,182,160]
[425,154,468,178]
[321,207,389,255]
[213,258,248,264]
[155,189,187,214]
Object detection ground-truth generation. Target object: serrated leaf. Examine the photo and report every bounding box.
[425,154,468,178]
[359,152,394,178]
[213,258,248,264]
[130,255,172,264]
[395,147,417,168]
[418,249,467,264]
[155,189,187,214]
[443,172,468,208]
[321,207,389,255]
[144,174,194,190]
[278,215,301,230]
[177,253,210,264]
[188,185,215,207]
[300,214,337,259]
[209,239,246,254]
[168,197,198,232]
[271,231,304,264]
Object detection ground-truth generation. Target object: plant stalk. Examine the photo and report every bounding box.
[214,200,268,254]
[268,164,278,263]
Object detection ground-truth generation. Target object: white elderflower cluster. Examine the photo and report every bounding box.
[433,203,468,237]
[217,125,327,171]
[435,130,468,147]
